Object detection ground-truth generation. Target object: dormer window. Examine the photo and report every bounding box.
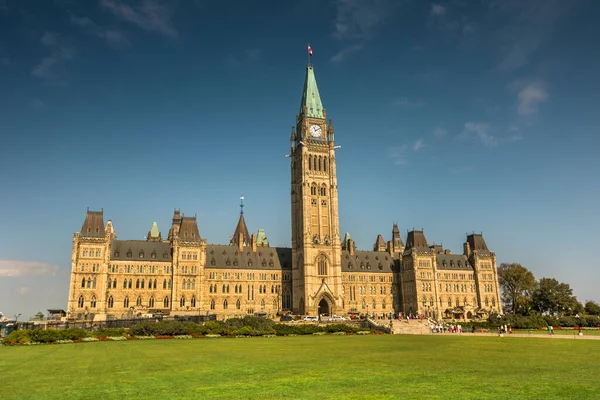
[248,261,253,267]
[139,252,144,258]
[233,259,239,267]
[225,259,231,266]
[127,251,132,258]
[378,263,383,270]
[151,252,156,259]
[269,260,274,268]
[163,252,169,259]
[114,251,120,257]
[211,258,216,266]
[262,260,267,267]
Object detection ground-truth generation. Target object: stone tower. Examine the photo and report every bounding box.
[290,62,343,316]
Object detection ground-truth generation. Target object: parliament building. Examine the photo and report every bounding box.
[67,62,502,321]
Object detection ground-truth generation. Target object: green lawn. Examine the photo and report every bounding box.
[1,335,599,399]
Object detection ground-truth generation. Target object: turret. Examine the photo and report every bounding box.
[230,196,250,248]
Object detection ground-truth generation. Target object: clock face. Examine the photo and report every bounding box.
[309,124,322,138]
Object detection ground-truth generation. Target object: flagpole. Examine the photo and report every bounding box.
[307,42,310,66]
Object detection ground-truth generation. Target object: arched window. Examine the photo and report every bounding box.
[456,297,460,307]
[485,297,489,307]
[318,156,322,171]
[124,296,129,308]
[222,284,226,293]
[260,299,265,310]
[492,297,496,307]
[153,279,157,289]
[283,289,291,310]
[108,296,114,308]
[113,279,117,289]
[236,299,241,310]
[164,296,169,308]
[430,297,435,306]
[141,279,145,289]
[372,300,376,309]
[192,279,195,290]
[382,300,387,309]
[210,299,215,310]
[308,155,312,170]
[163,279,167,289]
[191,296,196,307]
[168,279,171,289]
[209,285,213,293]
[320,185,327,196]
[311,185,317,196]
[448,298,452,307]
[77,295,84,308]
[313,156,317,170]
[136,296,142,306]
[128,279,132,289]
[149,296,155,308]
[92,277,96,289]
[90,295,97,308]
[108,278,112,288]
[180,296,185,307]
[136,279,140,289]
[323,157,327,171]
[318,256,327,276]
[81,278,85,288]
[223,299,228,310]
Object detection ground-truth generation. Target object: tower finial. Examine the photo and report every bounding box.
[239,194,245,215]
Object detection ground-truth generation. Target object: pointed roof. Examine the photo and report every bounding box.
[230,214,250,247]
[150,222,159,238]
[256,229,269,246]
[299,65,324,119]
[80,209,105,237]
[374,234,386,250]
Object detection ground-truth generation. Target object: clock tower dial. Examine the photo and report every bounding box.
[309,124,322,138]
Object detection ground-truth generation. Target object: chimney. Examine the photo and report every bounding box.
[251,233,257,253]
[463,241,471,257]
[387,240,393,256]
[349,239,355,256]
[238,233,244,252]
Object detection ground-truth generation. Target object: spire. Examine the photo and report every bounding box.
[148,222,161,242]
[299,64,324,119]
[230,195,250,247]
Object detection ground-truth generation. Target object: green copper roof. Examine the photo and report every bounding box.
[150,222,160,238]
[256,229,269,246]
[299,65,324,119]
[343,232,352,242]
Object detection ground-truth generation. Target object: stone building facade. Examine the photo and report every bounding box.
[67,61,502,321]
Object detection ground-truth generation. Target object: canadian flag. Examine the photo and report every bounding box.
[308,44,313,56]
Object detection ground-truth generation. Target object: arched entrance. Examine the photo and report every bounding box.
[318,298,330,316]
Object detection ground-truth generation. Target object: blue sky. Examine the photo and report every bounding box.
[1,0,599,319]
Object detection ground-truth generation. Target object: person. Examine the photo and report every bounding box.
[547,324,552,335]
[471,326,476,334]
[550,325,554,335]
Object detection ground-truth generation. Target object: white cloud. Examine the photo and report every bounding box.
[32,32,73,83]
[392,97,426,107]
[460,122,498,147]
[0,260,59,277]
[18,287,30,296]
[413,139,424,151]
[491,0,577,72]
[433,127,447,138]
[431,4,446,16]
[517,82,549,115]
[31,98,45,109]
[389,145,408,165]
[100,0,177,37]
[330,44,364,63]
[70,14,130,49]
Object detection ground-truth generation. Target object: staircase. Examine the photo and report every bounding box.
[390,319,431,335]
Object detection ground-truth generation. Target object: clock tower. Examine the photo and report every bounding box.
[290,63,343,316]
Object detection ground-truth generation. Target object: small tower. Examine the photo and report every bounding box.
[147,222,161,242]
[230,195,250,249]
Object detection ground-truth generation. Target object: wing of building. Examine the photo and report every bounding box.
[67,61,502,322]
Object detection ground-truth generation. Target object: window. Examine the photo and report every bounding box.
[180,296,185,307]
[223,299,228,310]
[81,278,85,288]
[318,256,327,276]
[320,186,327,196]
[236,299,241,310]
[127,251,132,258]
[163,279,167,289]
[211,258,216,266]
[136,296,142,306]
[90,296,97,308]
[124,296,129,308]
[164,296,169,308]
[78,295,84,308]
[260,299,265,310]
[149,296,155,308]
[191,296,196,307]
[210,299,215,310]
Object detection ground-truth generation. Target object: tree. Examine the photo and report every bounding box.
[585,301,600,316]
[497,263,536,315]
[532,278,580,316]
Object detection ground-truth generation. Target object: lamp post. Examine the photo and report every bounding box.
[366,303,369,320]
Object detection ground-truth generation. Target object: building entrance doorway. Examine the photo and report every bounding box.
[318,298,330,316]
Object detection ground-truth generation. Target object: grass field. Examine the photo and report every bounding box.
[2,335,599,399]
